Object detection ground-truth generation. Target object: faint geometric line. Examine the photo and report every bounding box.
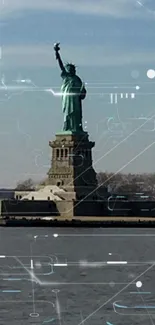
[77,263,155,325]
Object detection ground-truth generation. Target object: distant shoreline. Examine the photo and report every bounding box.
[2,217,155,227]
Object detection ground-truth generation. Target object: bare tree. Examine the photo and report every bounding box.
[97,172,146,195]
[15,178,35,191]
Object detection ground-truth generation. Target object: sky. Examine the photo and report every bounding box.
[0,0,155,187]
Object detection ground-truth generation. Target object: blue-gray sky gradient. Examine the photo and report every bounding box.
[0,0,155,187]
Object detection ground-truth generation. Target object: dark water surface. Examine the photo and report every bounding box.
[0,227,155,325]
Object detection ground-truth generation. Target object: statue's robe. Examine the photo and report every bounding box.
[61,70,86,132]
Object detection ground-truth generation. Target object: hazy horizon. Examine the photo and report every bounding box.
[0,0,155,187]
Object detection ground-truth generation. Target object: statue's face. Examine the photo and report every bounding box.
[65,64,76,75]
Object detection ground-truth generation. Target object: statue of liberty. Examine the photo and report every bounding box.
[54,43,87,133]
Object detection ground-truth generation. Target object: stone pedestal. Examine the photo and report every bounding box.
[47,131,106,200]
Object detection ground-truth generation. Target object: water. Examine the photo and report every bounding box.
[0,227,155,324]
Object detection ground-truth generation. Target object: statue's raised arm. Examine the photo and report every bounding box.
[54,43,65,72]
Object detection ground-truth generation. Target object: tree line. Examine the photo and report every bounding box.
[15,172,155,199]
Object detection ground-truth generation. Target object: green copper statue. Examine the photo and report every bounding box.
[54,43,86,132]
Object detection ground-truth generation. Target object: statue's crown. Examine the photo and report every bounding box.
[65,63,76,69]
